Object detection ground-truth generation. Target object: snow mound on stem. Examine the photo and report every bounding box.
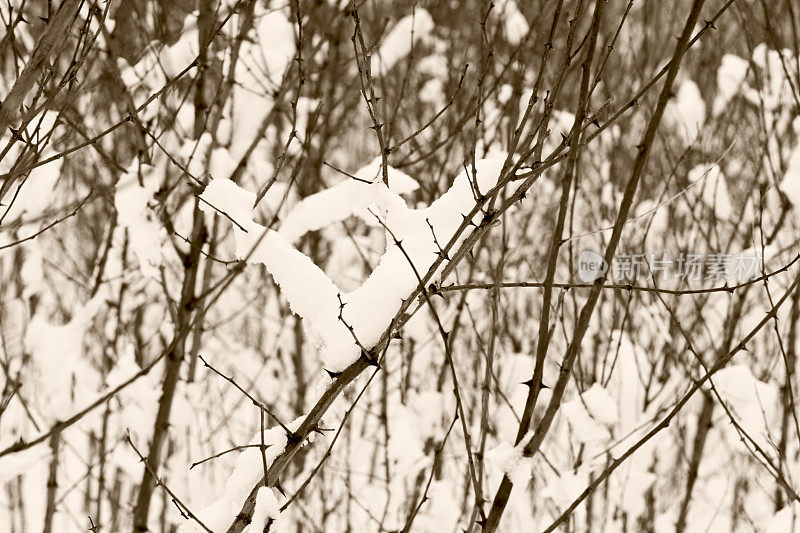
[277,157,418,244]
[199,158,505,372]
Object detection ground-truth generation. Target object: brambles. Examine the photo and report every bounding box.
[2,1,800,532]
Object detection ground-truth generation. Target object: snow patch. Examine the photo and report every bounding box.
[486,440,533,486]
[375,10,435,76]
[114,166,169,278]
[713,54,749,116]
[689,163,732,220]
[561,384,617,444]
[664,79,706,143]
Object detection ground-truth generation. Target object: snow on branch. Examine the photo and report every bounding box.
[199,158,505,372]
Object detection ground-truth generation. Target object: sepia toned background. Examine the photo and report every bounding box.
[2,0,800,531]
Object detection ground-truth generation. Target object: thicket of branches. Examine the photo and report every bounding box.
[2,0,800,531]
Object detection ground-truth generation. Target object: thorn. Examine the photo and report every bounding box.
[38,16,49,23]
[8,126,21,140]
[369,123,384,131]
[360,350,381,368]
[704,19,716,30]
[521,379,548,390]
[591,118,600,128]
[323,368,342,379]
[274,480,286,497]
